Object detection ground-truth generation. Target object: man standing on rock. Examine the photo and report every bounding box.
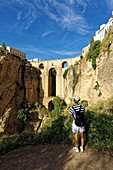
[69,96,85,153]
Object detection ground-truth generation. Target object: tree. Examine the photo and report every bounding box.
[2,42,6,50]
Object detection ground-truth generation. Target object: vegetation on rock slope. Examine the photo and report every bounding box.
[101,28,113,53]
[0,96,113,155]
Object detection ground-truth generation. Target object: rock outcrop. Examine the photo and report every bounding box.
[0,52,40,134]
[73,40,113,104]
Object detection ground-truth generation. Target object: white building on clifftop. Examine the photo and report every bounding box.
[93,11,113,41]
[82,11,113,57]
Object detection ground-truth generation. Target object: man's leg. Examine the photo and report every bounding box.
[74,133,79,148]
[80,132,84,152]
[80,132,84,147]
[73,132,79,152]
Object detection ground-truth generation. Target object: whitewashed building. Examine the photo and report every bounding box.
[94,11,113,41]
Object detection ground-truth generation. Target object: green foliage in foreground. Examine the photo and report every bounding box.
[85,111,113,150]
[0,97,113,155]
[0,111,113,155]
[0,115,72,156]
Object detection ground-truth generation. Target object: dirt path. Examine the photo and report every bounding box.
[0,144,113,170]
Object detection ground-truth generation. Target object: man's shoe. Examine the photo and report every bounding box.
[80,146,84,152]
[73,147,79,153]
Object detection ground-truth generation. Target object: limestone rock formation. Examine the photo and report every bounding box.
[74,44,113,104]
[0,52,40,134]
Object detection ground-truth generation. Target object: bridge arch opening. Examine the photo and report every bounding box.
[62,61,68,68]
[48,100,54,111]
[48,68,56,97]
[39,63,44,69]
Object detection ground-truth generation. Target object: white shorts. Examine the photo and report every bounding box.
[72,121,85,133]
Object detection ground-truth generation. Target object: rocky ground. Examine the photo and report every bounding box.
[0,144,113,170]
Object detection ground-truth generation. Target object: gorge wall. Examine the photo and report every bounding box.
[0,52,40,134]
[70,38,113,104]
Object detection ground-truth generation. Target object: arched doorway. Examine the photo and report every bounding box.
[48,68,56,96]
[48,100,54,111]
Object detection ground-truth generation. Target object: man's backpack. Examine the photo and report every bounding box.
[72,105,85,127]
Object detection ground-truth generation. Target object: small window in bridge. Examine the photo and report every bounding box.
[39,63,44,69]
[62,61,68,68]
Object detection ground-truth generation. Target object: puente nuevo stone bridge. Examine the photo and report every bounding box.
[29,56,81,109]
[27,11,113,109]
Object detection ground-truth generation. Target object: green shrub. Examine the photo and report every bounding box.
[17,103,29,133]
[0,135,16,155]
[101,28,113,53]
[0,133,37,155]
[92,56,96,69]
[85,110,113,150]
[72,73,80,92]
[104,97,113,114]
[63,68,69,79]
[94,81,100,91]
[80,100,88,107]
[36,115,73,144]
[49,96,66,118]
[34,101,39,107]
[87,40,101,69]
[14,132,36,146]
[88,96,113,114]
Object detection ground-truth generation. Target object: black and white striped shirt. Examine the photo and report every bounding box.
[69,104,85,118]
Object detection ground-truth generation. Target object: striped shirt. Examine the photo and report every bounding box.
[69,104,85,118]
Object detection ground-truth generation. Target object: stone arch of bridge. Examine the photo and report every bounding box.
[48,67,57,97]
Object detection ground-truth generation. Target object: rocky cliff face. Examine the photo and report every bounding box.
[0,52,40,134]
[73,41,113,104]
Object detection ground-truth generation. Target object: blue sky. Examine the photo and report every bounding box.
[0,0,113,60]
